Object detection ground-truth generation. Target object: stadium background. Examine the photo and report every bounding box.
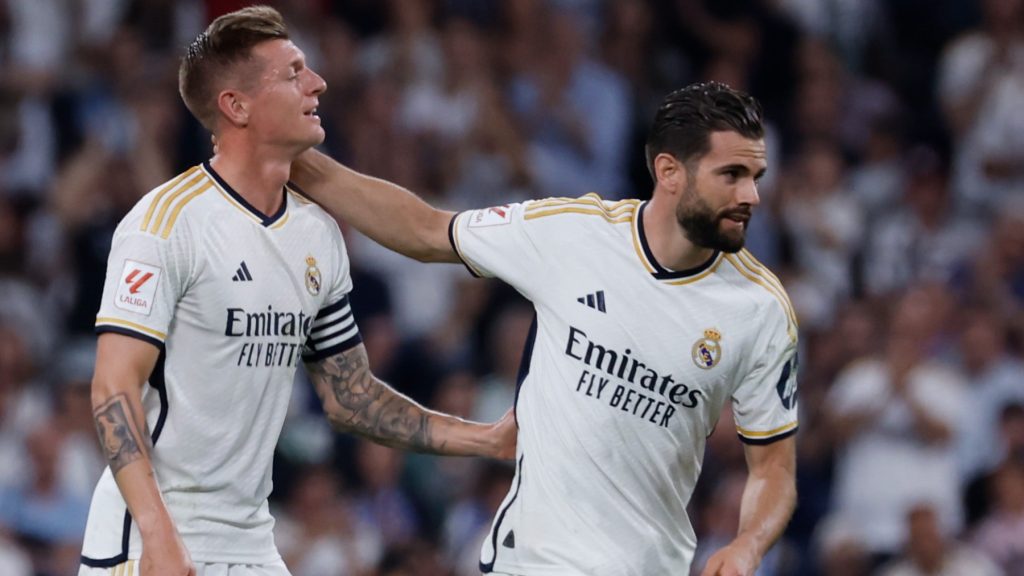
[1,0,1023,574]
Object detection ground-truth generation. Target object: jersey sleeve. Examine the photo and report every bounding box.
[302,220,362,362]
[95,223,193,348]
[731,305,799,445]
[448,202,545,295]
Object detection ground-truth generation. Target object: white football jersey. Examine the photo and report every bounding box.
[449,195,799,576]
[81,163,361,567]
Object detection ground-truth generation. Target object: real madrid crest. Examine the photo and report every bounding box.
[691,328,722,370]
[304,255,322,296]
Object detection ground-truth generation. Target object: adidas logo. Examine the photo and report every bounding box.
[232,261,253,282]
[577,290,606,313]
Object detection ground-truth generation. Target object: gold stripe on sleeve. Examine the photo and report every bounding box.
[140,167,202,232]
[95,317,167,341]
[523,206,635,224]
[160,182,213,238]
[736,421,798,438]
[731,252,799,330]
[148,176,209,235]
[723,255,798,342]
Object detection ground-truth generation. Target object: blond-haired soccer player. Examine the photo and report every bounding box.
[79,7,514,576]
[291,82,799,576]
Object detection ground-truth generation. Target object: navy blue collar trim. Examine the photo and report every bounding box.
[637,201,720,280]
[204,160,288,227]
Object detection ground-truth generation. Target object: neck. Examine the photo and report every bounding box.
[645,191,715,271]
[209,137,293,216]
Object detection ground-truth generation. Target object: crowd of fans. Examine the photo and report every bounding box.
[1,0,1023,574]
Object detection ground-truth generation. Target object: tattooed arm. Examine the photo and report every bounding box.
[92,333,195,576]
[305,343,516,458]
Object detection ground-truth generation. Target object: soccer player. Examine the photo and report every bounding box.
[79,7,515,576]
[290,82,799,576]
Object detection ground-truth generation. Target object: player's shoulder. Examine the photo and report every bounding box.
[282,184,344,235]
[519,193,640,228]
[119,165,216,240]
[718,249,798,341]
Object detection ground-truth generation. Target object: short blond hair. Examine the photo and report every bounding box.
[178,5,288,131]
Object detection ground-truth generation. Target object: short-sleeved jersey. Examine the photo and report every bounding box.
[449,195,798,576]
[81,163,361,567]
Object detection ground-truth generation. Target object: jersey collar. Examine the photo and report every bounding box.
[634,201,721,281]
[203,161,288,228]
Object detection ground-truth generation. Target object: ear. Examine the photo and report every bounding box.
[216,89,250,128]
[653,153,687,194]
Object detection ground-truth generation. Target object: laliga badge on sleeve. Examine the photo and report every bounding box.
[468,205,512,228]
[114,259,162,316]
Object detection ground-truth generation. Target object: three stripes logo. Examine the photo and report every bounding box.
[577,290,606,313]
[232,261,253,282]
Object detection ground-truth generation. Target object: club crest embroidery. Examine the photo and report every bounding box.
[304,255,322,296]
[691,328,722,370]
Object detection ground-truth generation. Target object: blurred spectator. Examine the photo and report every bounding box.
[814,517,871,576]
[827,290,967,558]
[972,458,1024,571]
[274,465,380,576]
[352,441,421,551]
[358,0,443,90]
[0,326,50,491]
[878,504,1002,576]
[50,339,105,500]
[779,141,863,325]
[864,150,983,297]
[508,6,631,198]
[0,425,91,576]
[472,302,533,423]
[443,461,515,576]
[956,309,1024,479]
[938,0,1024,217]
[0,529,31,576]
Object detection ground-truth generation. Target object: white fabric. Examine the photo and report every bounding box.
[451,197,799,575]
[82,164,355,565]
[79,558,292,576]
[828,359,967,553]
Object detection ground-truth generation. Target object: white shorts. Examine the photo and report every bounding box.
[79,559,291,576]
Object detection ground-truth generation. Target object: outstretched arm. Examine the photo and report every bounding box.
[700,436,797,576]
[305,343,516,458]
[291,149,458,263]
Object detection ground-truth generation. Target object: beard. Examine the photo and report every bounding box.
[675,183,750,253]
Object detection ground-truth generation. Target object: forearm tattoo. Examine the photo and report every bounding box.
[307,345,445,453]
[93,393,150,474]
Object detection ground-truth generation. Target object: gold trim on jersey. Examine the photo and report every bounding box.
[140,167,203,233]
[663,253,724,285]
[451,213,486,277]
[524,195,637,225]
[734,250,798,329]
[95,317,167,341]
[287,187,312,205]
[159,182,213,239]
[200,165,265,224]
[723,254,798,341]
[736,421,798,438]
[270,211,291,229]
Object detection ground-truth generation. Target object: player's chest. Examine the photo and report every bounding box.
[184,225,332,321]
[545,277,755,406]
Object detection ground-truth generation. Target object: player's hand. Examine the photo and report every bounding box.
[489,408,518,460]
[699,539,760,576]
[140,521,195,576]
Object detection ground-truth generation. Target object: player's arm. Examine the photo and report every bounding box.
[290,149,457,263]
[304,343,515,458]
[91,333,195,576]
[700,436,797,576]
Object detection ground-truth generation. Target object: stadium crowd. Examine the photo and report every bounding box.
[1,0,1023,574]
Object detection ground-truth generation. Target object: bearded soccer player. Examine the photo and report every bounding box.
[291,82,799,576]
[79,7,515,576]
